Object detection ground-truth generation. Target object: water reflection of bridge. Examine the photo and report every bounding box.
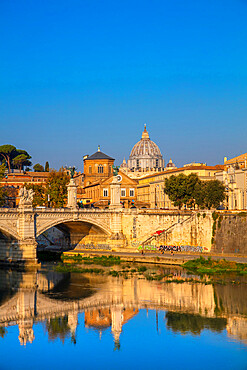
[0,269,246,346]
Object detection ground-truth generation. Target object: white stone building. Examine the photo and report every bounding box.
[215,153,247,210]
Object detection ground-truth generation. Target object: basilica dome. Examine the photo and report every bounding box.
[127,125,164,171]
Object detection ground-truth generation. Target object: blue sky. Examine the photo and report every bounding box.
[0,0,247,170]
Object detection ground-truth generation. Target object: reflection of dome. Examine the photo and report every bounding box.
[127,125,164,171]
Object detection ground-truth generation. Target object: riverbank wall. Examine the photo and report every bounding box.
[213,212,247,254]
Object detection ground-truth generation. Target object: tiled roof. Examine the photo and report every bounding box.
[139,165,224,180]
[85,151,115,161]
[224,153,247,165]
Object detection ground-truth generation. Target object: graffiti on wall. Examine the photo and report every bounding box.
[72,243,112,250]
[137,245,204,253]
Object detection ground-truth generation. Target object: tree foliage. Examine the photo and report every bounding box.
[33,163,44,172]
[14,149,32,169]
[46,169,70,208]
[164,174,225,210]
[0,145,16,172]
[0,145,32,172]
[164,174,201,209]
[26,184,46,207]
[26,169,70,207]
[26,168,69,208]
[12,154,29,172]
[0,164,7,206]
[203,180,226,210]
[45,161,50,172]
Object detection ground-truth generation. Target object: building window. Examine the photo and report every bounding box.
[156,159,159,167]
[89,166,92,174]
[103,189,108,197]
[121,188,126,197]
[129,188,135,197]
[98,165,104,174]
[136,159,139,168]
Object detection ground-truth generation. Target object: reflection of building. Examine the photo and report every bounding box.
[17,291,35,345]
[18,318,34,345]
[1,269,247,347]
[84,306,138,346]
[227,317,247,345]
[137,164,224,208]
[121,125,165,179]
[215,153,247,210]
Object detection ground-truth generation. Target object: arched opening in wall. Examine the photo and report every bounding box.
[37,221,109,252]
[0,228,19,262]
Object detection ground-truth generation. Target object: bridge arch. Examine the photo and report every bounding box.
[37,217,111,238]
[0,223,19,241]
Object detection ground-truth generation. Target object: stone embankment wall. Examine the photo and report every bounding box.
[213,212,247,255]
[121,210,213,251]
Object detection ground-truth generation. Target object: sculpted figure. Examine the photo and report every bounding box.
[67,166,76,179]
[18,187,34,207]
[112,165,119,176]
[27,188,34,203]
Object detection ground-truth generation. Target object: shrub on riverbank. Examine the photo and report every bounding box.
[183,257,247,275]
[62,254,121,266]
[55,263,105,274]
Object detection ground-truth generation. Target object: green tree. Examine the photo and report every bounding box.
[12,154,29,172]
[46,169,70,208]
[0,164,7,206]
[164,174,226,210]
[0,145,16,172]
[33,163,44,172]
[45,161,50,172]
[14,149,32,170]
[0,146,32,172]
[204,180,225,209]
[164,174,200,209]
[194,181,207,209]
[185,173,202,208]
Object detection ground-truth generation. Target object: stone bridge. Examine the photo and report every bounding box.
[0,205,214,264]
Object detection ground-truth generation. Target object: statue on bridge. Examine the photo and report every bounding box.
[18,187,34,207]
[67,166,76,179]
[112,165,119,176]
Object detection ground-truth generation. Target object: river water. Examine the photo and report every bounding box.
[0,264,246,370]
